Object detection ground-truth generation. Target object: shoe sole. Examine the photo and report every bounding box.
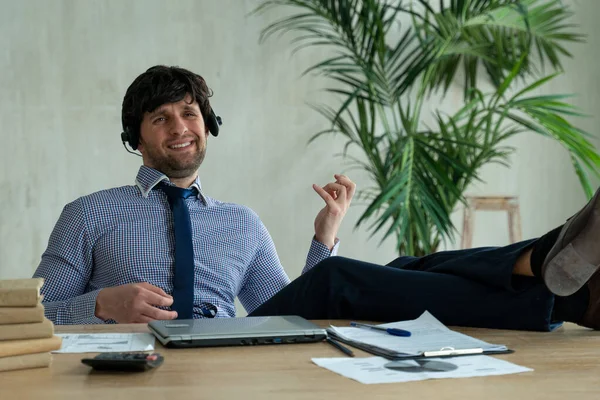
[543,188,600,297]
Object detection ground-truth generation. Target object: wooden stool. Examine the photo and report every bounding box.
[460,196,522,249]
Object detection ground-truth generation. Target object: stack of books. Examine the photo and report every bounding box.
[0,278,62,372]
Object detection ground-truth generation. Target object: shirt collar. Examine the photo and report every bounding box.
[134,165,207,204]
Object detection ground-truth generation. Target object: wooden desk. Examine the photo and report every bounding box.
[1,322,599,399]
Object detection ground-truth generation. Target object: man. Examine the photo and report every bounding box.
[33,65,354,324]
[34,65,600,332]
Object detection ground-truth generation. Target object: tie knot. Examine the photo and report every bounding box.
[158,182,197,200]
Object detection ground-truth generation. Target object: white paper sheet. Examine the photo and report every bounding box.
[53,333,155,353]
[312,356,533,384]
[328,311,506,358]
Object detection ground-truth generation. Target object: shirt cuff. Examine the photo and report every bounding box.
[62,289,107,325]
[303,237,340,274]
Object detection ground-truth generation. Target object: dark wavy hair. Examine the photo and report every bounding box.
[121,65,213,144]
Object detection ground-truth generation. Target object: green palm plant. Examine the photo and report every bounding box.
[255,0,600,256]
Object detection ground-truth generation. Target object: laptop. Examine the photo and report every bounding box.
[148,315,327,348]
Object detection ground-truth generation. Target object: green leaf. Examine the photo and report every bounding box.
[255,0,597,256]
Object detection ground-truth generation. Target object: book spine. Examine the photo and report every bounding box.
[0,352,52,372]
[0,319,54,341]
[0,305,45,324]
[0,336,62,358]
[0,289,40,307]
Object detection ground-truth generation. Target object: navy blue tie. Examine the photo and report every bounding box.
[159,183,196,320]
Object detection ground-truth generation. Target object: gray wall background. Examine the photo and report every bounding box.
[1,1,599,310]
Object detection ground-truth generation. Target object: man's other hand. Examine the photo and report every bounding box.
[313,174,356,249]
[95,282,178,323]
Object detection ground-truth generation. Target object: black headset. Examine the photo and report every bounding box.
[121,108,223,152]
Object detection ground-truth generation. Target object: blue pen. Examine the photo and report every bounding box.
[350,322,411,337]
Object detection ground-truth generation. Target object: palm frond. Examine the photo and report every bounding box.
[409,0,583,96]
[256,0,596,256]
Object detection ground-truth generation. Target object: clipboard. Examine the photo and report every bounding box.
[327,334,514,360]
[327,312,514,361]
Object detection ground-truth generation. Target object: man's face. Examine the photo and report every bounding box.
[138,94,208,179]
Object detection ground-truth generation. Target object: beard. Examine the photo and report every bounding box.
[143,142,206,179]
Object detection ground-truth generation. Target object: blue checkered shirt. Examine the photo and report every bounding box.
[33,166,338,324]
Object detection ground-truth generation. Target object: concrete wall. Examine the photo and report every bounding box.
[1,1,599,303]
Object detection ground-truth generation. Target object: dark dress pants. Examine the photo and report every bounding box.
[249,239,559,331]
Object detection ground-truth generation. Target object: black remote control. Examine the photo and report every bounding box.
[81,352,164,372]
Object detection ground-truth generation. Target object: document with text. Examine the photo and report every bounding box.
[312,355,532,384]
[53,333,155,353]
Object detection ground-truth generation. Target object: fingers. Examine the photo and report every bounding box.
[106,283,177,323]
[131,311,177,323]
[135,283,173,307]
[142,289,174,307]
[313,183,336,204]
[322,182,347,202]
[334,174,356,200]
[313,184,346,215]
[314,175,356,204]
[136,284,177,320]
[138,282,173,299]
[141,304,178,321]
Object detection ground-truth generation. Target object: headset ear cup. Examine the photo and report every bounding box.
[121,128,138,150]
[121,131,129,145]
[207,108,221,137]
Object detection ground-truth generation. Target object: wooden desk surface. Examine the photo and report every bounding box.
[1,322,599,399]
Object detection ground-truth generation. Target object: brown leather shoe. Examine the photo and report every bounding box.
[580,270,600,330]
[542,187,600,296]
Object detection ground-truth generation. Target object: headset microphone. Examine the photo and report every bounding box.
[121,140,143,157]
